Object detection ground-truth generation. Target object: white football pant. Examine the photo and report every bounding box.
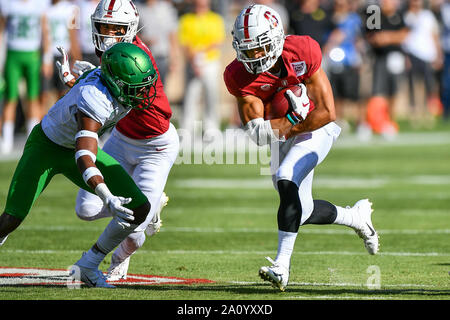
[75,123,179,232]
[271,122,341,225]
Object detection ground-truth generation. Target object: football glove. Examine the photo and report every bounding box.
[105,196,135,228]
[95,183,134,228]
[286,83,310,124]
[73,60,96,76]
[55,46,75,84]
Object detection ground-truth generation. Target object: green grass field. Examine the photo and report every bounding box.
[0,130,449,301]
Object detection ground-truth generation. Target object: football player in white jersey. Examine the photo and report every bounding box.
[0,0,52,154]
[0,43,158,288]
[56,0,179,282]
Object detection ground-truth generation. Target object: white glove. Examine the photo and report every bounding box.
[286,83,310,122]
[105,196,135,228]
[95,183,134,228]
[55,46,75,84]
[73,60,96,76]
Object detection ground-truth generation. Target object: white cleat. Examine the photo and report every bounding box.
[106,255,130,281]
[258,257,289,292]
[145,192,169,237]
[71,263,115,288]
[351,199,379,255]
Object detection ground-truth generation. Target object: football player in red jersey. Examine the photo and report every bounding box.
[224,4,379,291]
[56,0,179,281]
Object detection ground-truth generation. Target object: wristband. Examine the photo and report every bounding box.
[75,149,97,163]
[286,111,301,125]
[75,130,98,141]
[82,167,103,184]
[94,183,113,203]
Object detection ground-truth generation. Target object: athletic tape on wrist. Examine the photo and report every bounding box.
[75,149,97,163]
[75,130,98,141]
[82,167,103,184]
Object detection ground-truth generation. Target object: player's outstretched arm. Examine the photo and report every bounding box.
[75,111,134,227]
[285,68,336,140]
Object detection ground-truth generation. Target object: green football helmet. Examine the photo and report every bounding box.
[101,42,158,110]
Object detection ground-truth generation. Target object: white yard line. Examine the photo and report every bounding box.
[17,225,450,235]
[2,249,449,257]
[173,175,450,189]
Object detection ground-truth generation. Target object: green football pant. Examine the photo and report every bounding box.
[4,123,148,221]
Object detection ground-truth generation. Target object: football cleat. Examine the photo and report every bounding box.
[106,255,130,281]
[258,256,289,292]
[71,262,115,288]
[351,199,379,255]
[145,192,169,237]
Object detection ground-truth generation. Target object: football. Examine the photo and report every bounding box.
[264,85,303,120]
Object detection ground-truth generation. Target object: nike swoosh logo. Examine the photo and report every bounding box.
[302,102,309,107]
[366,223,376,236]
[156,147,167,152]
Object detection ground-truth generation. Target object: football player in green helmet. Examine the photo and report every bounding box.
[0,42,160,288]
[100,42,158,110]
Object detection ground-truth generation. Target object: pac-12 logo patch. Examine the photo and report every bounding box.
[291,61,307,77]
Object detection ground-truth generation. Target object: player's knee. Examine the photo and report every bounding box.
[132,201,151,225]
[75,201,102,221]
[126,231,146,249]
[276,166,294,183]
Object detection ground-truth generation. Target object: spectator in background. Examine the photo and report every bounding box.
[323,0,365,136]
[289,0,335,48]
[441,0,450,120]
[254,0,290,33]
[364,0,409,140]
[41,0,81,113]
[75,0,100,66]
[178,0,225,140]
[402,0,443,123]
[137,0,179,86]
[0,0,52,154]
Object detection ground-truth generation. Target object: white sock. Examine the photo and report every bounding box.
[333,205,359,228]
[77,247,107,269]
[275,230,298,268]
[112,231,146,262]
[78,219,136,269]
[2,121,14,145]
[26,118,40,136]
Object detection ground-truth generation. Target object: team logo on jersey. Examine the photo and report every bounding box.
[260,84,272,91]
[291,61,307,77]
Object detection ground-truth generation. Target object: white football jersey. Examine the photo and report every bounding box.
[41,68,130,149]
[47,0,77,57]
[0,0,50,51]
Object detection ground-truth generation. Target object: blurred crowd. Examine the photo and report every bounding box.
[0,0,449,154]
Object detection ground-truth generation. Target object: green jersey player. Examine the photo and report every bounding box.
[0,42,158,288]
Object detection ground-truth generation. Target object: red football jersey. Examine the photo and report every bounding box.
[114,36,172,139]
[223,35,321,117]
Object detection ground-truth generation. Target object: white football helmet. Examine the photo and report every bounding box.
[91,0,140,52]
[232,4,285,74]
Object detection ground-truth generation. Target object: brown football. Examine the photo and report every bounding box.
[264,85,303,120]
